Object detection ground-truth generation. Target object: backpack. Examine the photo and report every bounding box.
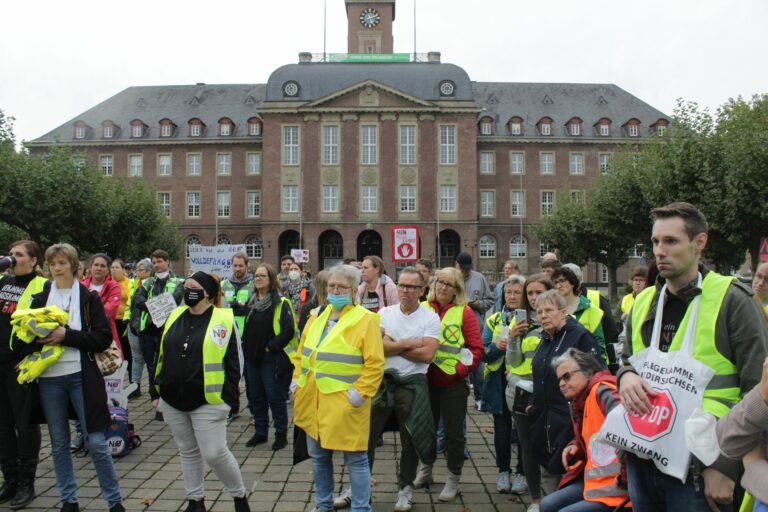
[104,405,141,457]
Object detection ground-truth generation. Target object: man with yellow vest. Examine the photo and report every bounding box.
[619,202,768,511]
[619,266,648,322]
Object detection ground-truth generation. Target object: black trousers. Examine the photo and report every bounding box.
[0,359,41,460]
[140,333,160,400]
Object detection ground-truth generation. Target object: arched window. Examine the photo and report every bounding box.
[537,117,553,136]
[247,117,262,136]
[478,116,494,135]
[479,235,497,259]
[245,235,263,259]
[216,234,231,245]
[218,117,235,136]
[186,235,202,258]
[509,235,527,258]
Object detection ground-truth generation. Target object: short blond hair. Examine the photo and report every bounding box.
[45,243,79,276]
[427,267,467,305]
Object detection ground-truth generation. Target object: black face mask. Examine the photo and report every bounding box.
[184,288,205,307]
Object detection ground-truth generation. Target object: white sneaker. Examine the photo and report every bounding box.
[526,504,540,512]
[438,473,460,502]
[475,399,482,411]
[511,473,528,494]
[332,486,352,509]
[412,462,433,489]
[496,471,510,493]
[394,485,413,512]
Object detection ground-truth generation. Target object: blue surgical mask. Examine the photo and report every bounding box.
[327,293,351,310]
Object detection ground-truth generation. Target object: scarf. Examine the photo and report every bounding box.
[251,292,272,313]
[286,277,309,312]
[47,279,82,331]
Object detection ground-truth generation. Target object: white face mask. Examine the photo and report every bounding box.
[289,270,301,281]
[155,271,169,280]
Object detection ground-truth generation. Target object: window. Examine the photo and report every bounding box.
[248,120,261,136]
[185,236,202,258]
[400,185,417,212]
[245,235,263,259]
[246,153,261,175]
[657,124,668,136]
[246,191,261,218]
[599,153,612,175]
[216,191,230,218]
[322,185,339,213]
[440,125,456,165]
[216,235,231,246]
[510,122,522,135]
[161,124,172,137]
[540,243,551,258]
[570,123,581,136]
[510,152,525,174]
[540,152,555,175]
[187,192,201,218]
[74,126,86,139]
[599,124,610,137]
[361,185,378,213]
[628,123,639,137]
[480,191,495,217]
[73,156,85,173]
[157,192,171,217]
[479,235,497,258]
[323,126,339,165]
[541,191,555,217]
[216,153,231,175]
[629,244,644,258]
[479,152,494,174]
[190,123,201,137]
[480,121,493,135]
[510,190,525,217]
[569,153,584,175]
[540,122,552,136]
[131,124,143,138]
[361,126,377,165]
[601,266,609,283]
[400,125,416,165]
[158,154,172,176]
[283,126,299,165]
[128,154,143,177]
[282,185,299,213]
[100,155,114,176]
[187,153,201,176]
[103,125,113,139]
[510,235,527,258]
[440,185,457,213]
[220,122,231,136]
[570,190,585,204]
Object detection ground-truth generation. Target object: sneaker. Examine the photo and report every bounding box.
[227,410,239,425]
[475,399,482,411]
[511,473,528,494]
[70,432,84,452]
[412,463,433,489]
[526,504,540,512]
[245,433,267,448]
[438,473,460,502]
[332,487,352,509]
[496,471,510,493]
[127,387,141,400]
[394,485,413,512]
[436,438,445,454]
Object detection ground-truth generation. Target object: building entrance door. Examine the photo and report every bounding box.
[357,230,382,260]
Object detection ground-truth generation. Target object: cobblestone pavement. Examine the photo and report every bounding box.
[19,384,550,511]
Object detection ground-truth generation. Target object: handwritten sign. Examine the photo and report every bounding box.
[145,292,177,328]
[188,245,247,279]
[291,249,310,263]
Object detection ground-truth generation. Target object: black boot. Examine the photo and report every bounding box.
[234,496,251,512]
[184,498,206,511]
[9,458,37,509]
[60,502,79,512]
[271,432,288,451]
[0,458,18,504]
[245,433,267,447]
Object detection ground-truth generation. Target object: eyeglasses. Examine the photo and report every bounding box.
[557,370,584,383]
[253,274,268,280]
[435,280,456,289]
[397,284,422,292]
[327,284,351,292]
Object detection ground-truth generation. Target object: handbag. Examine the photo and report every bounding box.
[84,298,124,376]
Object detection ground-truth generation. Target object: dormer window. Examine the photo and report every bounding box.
[596,118,612,137]
[103,126,113,138]
[159,119,176,138]
[567,118,583,136]
[247,117,262,136]
[130,119,146,138]
[73,121,89,140]
[509,116,523,136]
[479,116,494,135]
[624,119,641,137]
[654,119,669,137]
[538,117,553,136]
[219,118,234,137]
[188,118,205,137]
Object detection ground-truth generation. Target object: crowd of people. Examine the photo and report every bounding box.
[0,201,767,512]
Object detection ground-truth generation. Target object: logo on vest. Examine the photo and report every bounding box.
[442,324,462,344]
[210,324,229,348]
[624,389,677,442]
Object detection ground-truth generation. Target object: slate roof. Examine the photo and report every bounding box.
[32,84,267,143]
[472,82,669,138]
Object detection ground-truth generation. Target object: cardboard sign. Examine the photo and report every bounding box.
[291,249,310,263]
[145,292,177,328]
[391,226,419,262]
[188,244,247,279]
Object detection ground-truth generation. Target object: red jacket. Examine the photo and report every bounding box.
[81,275,122,349]
[427,301,484,388]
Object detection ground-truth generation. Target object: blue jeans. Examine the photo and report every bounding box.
[307,435,371,512]
[627,455,732,512]
[38,372,122,507]
[244,353,288,436]
[540,480,614,512]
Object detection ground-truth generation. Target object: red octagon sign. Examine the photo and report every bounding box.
[624,389,677,442]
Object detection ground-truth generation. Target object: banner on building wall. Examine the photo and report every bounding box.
[188,244,246,279]
[391,226,420,262]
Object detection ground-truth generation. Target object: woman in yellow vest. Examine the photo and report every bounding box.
[541,348,630,512]
[292,264,384,512]
[155,271,250,512]
[0,240,47,509]
[109,258,132,380]
[551,266,607,362]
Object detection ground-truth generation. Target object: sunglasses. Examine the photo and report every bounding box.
[557,369,584,383]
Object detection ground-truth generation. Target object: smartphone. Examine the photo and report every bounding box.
[514,308,527,323]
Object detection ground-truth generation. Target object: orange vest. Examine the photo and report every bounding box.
[582,381,632,508]
[300,287,308,308]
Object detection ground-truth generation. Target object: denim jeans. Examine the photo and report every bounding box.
[127,327,145,385]
[627,455,732,512]
[307,435,371,512]
[540,480,614,512]
[38,372,122,507]
[244,353,288,436]
[140,333,160,399]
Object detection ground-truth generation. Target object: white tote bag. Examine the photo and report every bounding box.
[598,274,715,482]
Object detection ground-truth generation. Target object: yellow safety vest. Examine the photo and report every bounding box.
[620,293,635,316]
[574,303,604,334]
[221,279,254,334]
[298,305,367,393]
[422,301,465,375]
[587,289,602,307]
[122,278,138,322]
[273,297,299,358]
[8,276,47,348]
[484,312,506,376]
[156,306,234,405]
[631,272,739,418]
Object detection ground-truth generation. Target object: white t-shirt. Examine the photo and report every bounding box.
[378,304,441,376]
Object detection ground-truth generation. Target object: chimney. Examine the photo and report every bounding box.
[427,51,441,63]
[299,52,312,63]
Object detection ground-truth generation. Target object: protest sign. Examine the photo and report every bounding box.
[145,292,177,328]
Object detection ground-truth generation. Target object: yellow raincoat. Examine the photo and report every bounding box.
[292,304,384,452]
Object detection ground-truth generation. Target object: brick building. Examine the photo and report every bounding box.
[29,0,667,285]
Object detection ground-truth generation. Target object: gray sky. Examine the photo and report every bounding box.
[2,0,766,144]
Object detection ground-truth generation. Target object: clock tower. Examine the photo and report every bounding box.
[345,0,395,54]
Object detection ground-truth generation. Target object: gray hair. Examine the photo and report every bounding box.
[327,263,361,291]
[551,347,603,377]
[136,258,153,274]
[503,275,526,289]
[536,289,566,310]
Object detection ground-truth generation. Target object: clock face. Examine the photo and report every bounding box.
[359,8,380,28]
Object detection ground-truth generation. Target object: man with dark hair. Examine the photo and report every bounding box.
[619,202,767,511]
[415,259,433,302]
[278,255,295,293]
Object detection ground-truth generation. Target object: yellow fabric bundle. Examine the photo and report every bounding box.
[11,306,69,384]
[17,345,64,384]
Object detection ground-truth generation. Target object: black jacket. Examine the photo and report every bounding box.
[529,316,603,475]
[242,291,295,372]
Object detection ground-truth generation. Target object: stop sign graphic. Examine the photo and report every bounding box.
[624,389,677,442]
